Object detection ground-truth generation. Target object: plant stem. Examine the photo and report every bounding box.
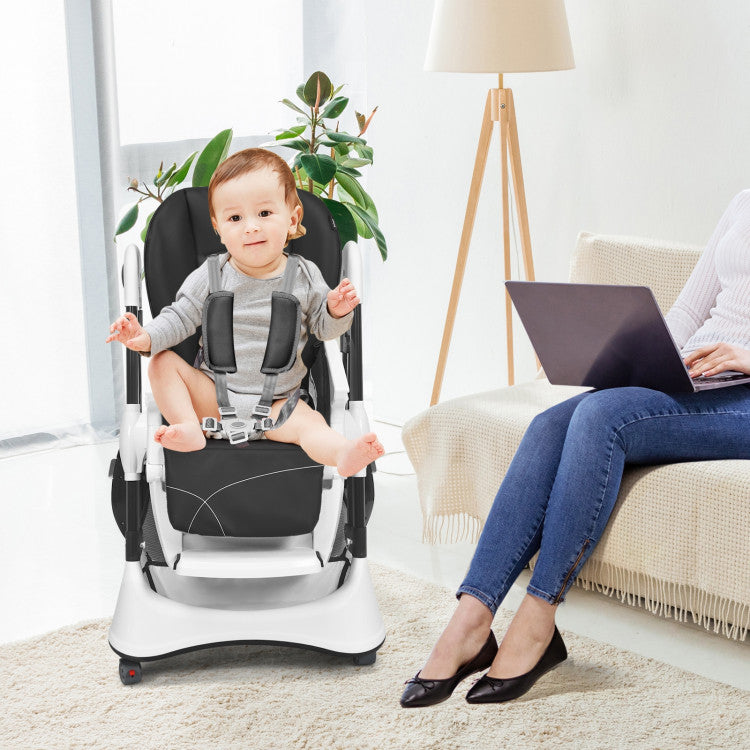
[308,107,317,193]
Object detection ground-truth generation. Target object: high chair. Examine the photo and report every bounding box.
[108,186,384,684]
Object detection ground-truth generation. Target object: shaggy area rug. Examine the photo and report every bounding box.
[2,563,748,749]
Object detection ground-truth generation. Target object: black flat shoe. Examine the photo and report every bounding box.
[399,630,498,708]
[465,624,567,704]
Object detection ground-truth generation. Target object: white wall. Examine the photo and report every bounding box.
[363,0,750,425]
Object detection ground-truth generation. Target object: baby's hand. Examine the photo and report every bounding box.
[327,277,360,318]
[106,311,151,351]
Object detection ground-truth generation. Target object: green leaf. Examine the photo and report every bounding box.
[192,128,233,187]
[281,97,307,115]
[303,71,333,106]
[140,210,154,243]
[167,151,198,187]
[299,153,337,184]
[332,84,345,97]
[271,137,311,152]
[114,202,139,238]
[324,130,367,145]
[155,162,177,187]
[341,158,370,168]
[344,202,387,260]
[346,201,372,238]
[296,84,306,103]
[336,165,363,178]
[319,96,349,120]
[354,143,374,162]
[321,198,358,249]
[274,125,307,140]
[335,171,373,209]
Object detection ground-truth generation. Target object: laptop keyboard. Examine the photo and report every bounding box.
[693,371,748,383]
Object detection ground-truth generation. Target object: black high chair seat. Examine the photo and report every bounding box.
[143,187,343,538]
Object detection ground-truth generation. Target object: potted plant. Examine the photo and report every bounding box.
[115,70,386,260]
[264,70,387,260]
[114,128,234,242]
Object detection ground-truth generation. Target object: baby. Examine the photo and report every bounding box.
[106,147,384,478]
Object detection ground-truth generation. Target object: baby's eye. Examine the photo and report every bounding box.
[229,215,241,222]
[259,210,272,217]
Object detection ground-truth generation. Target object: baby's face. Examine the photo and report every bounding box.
[211,167,301,277]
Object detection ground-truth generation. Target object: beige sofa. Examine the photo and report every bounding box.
[402,231,750,641]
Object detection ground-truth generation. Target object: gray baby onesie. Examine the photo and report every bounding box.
[143,252,353,399]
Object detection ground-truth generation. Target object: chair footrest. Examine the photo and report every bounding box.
[174,546,323,578]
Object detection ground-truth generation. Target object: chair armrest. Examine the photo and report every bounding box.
[324,338,350,408]
[123,243,142,308]
[341,240,363,302]
[121,244,144,407]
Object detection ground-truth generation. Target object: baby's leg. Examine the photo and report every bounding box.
[264,399,384,477]
[148,351,220,452]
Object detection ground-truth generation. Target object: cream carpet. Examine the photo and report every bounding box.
[2,564,749,750]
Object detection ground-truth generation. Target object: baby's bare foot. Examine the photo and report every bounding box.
[154,422,206,452]
[336,432,384,478]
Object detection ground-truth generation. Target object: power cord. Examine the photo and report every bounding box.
[373,417,416,476]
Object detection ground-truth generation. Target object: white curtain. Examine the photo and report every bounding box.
[0,3,89,445]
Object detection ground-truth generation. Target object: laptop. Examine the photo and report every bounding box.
[505,281,750,393]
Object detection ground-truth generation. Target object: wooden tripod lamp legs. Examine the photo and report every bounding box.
[430,85,535,407]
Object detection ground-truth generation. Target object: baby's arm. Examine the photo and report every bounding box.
[302,259,357,341]
[106,311,151,351]
[109,262,210,356]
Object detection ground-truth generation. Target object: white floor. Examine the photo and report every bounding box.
[1,420,748,691]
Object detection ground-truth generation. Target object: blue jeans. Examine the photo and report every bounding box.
[457,384,750,613]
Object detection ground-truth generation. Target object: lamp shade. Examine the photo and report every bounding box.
[424,0,575,74]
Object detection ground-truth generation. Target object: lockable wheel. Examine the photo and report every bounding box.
[119,658,142,685]
[352,650,377,666]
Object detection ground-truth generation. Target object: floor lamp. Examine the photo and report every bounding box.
[425,0,575,406]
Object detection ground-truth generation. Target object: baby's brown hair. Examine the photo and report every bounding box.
[208,148,306,244]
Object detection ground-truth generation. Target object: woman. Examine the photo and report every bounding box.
[400,190,750,708]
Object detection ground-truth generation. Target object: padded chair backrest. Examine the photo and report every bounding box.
[144,186,343,366]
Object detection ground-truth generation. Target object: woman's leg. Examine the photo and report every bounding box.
[433,383,750,681]
[419,390,590,678]
[526,384,750,609]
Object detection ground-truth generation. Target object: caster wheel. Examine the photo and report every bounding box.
[352,650,377,666]
[119,658,142,685]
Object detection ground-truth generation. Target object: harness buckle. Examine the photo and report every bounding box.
[219,406,237,419]
[253,403,272,417]
[201,416,220,433]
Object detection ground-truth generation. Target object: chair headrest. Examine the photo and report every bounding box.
[144,186,343,317]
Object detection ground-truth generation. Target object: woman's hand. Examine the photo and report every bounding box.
[327,277,360,318]
[684,342,750,377]
[105,311,151,351]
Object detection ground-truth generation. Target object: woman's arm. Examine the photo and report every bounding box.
[664,191,746,348]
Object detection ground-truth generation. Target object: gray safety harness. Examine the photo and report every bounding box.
[199,253,303,444]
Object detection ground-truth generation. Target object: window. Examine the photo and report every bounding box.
[111,0,304,145]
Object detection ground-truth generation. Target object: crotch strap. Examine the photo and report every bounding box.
[200,253,302,444]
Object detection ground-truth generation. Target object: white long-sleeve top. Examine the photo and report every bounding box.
[665,189,750,356]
